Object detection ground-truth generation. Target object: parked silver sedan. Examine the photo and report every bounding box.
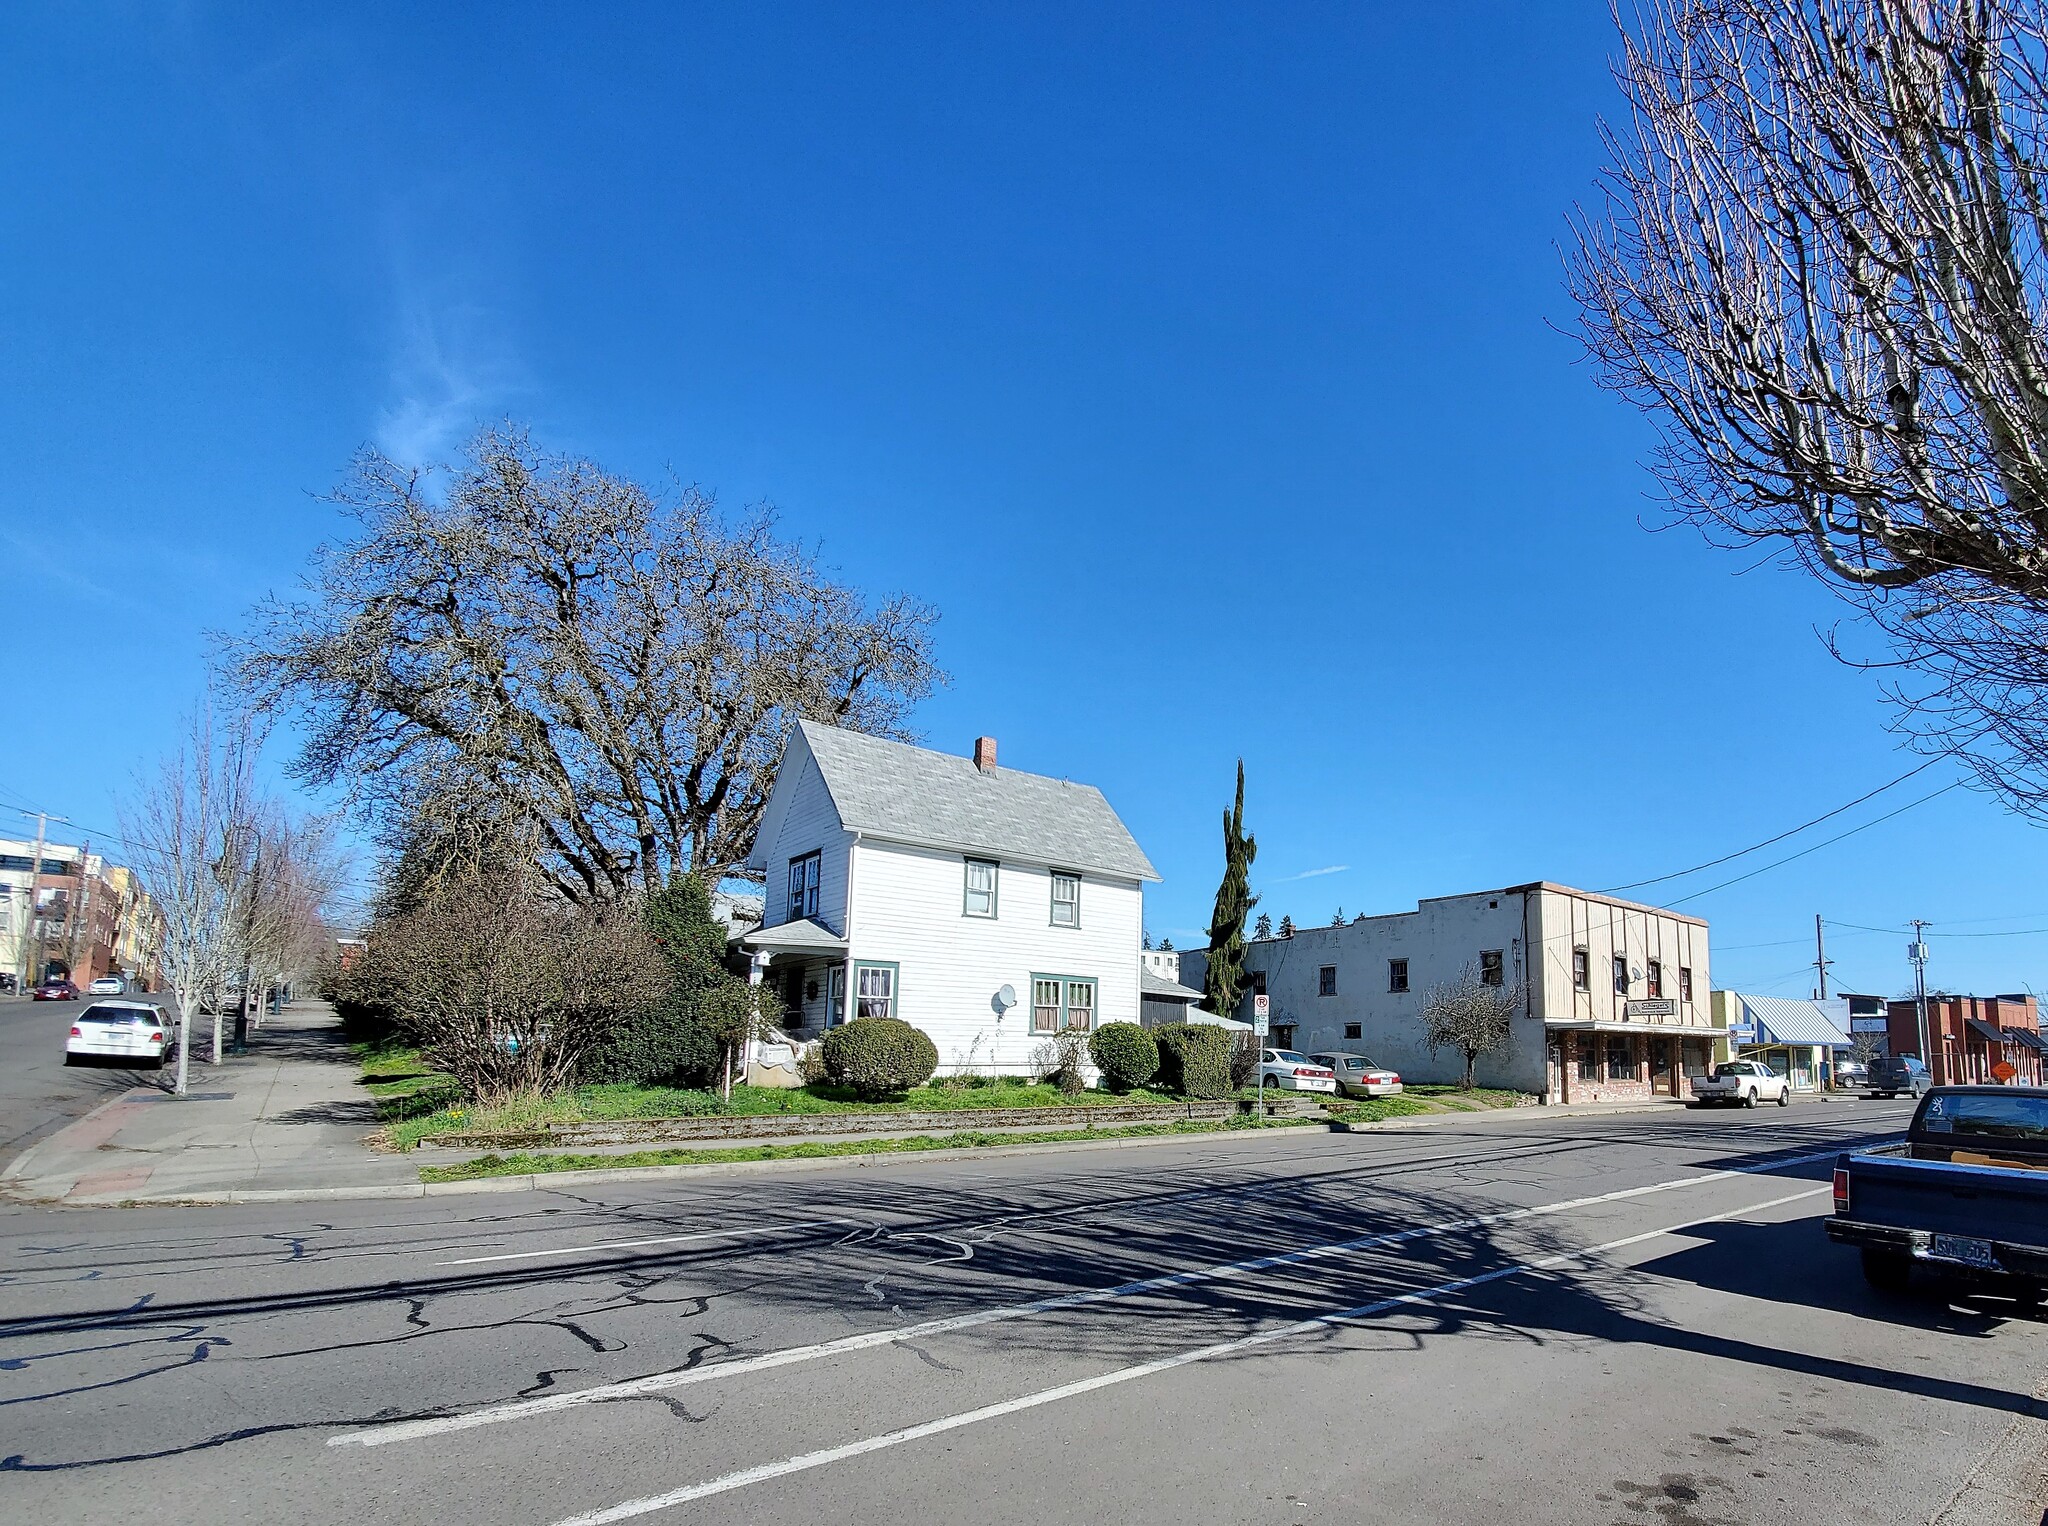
[1310,1051,1404,1098]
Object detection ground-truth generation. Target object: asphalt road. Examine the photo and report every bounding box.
[1,1098,2039,1526]
[0,993,175,1163]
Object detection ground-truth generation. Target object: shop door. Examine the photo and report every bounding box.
[1650,1038,1676,1095]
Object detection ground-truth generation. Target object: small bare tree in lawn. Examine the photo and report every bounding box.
[1420,963,1522,1091]
[118,713,263,1096]
[374,855,663,1102]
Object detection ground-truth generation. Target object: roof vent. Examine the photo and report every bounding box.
[973,736,998,774]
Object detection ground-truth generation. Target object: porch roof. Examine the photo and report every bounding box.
[1966,1017,2008,1046]
[1140,968,1205,1003]
[740,918,849,956]
[1545,1019,1722,1037]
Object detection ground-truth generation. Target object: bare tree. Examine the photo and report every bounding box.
[118,714,262,1095]
[371,857,664,1101]
[228,424,944,901]
[1569,0,2048,809]
[1420,963,1522,1090]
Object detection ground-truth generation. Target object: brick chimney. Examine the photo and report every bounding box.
[973,736,998,774]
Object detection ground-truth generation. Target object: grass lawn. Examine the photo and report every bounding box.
[419,1113,1319,1183]
[356,1041,460,1123]
[379,1074,1192,1152]
[1397,1084,1529,1111]
[1333,1096,1437,1123]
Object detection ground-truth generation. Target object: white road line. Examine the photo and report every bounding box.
[333,1143,1854,1449]
[547,1185,1829,1525]
[433,1220,848,1267]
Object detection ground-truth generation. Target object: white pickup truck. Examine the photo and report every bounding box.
[1691,1059,1792,1109]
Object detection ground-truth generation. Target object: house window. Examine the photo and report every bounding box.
[1607,1037,1637,1080]
[1032,975,1097,1033]
[964,858,999,918]
[855,962,897,1020]
[1050,871,1080,927]
[1319,965,1338,997]
[1480,950,1504,987]
[1388,959,1409,993]
[786,851,821,922]
[1679,966,1693,1002]
[1344,1022,1362,1040]
[1612,955,1629,995]
[1572,948,1589,992]
[1577,1039,1599,1081]
[1646,960,1663,999]
[828,964,846,1026]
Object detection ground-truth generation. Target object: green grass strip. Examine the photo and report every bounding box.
[419,1114,1320,1183]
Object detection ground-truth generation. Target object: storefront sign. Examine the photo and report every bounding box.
[1728,1022,1758,1043]
[1850,1018,1889,1033]
[1626,999,1676,1019]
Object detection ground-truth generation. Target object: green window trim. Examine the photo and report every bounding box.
[853,960,901,1022]
[1029,971,1099,1034]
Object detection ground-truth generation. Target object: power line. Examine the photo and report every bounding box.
[1666,780,1966,909]
[1597,755,1949,894]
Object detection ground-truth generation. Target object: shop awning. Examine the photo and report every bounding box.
[1740,995,1853,1048]
[1545,1020,1722,1037]
[2010,1029,2047,1052]
[1966,1018,2009,1046]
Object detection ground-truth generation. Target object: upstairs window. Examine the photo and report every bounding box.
[964,858,999,918]
[1679,966,1694,1002]
[1572,948,1589,991]
[1646,960,1663,999]
[786,852,821,922]
[1388,959,1409,993]
[1612,955,1629,995]
[1480,950,1504,987]
[1319,965,1338,997]
[1050,871,1080,927]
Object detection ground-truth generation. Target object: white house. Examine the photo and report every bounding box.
[741,723,1159,1076]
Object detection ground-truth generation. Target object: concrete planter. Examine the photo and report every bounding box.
[425,1098,1234,1151]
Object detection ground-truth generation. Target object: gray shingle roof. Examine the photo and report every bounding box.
[1141,967,1205,1001]
[798,721,1159,881]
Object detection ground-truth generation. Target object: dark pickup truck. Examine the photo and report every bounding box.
[1827,1086,2048,1297]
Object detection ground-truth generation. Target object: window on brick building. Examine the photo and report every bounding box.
[1577,1039,1599,1081]
[1607,1037,1637,1080]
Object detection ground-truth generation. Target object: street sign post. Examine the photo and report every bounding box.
[1252,993,1270,1037]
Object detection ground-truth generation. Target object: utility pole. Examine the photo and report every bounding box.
[1909,921,1935,1083]
[1813,913,1831,1000]
[17,811,67,991]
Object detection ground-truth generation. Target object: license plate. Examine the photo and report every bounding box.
[1928,1234,1999,1270]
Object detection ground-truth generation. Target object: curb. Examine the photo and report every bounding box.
[26,1123,1337,1206]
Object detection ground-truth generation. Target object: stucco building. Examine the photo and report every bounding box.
[1181,882,1711,1103]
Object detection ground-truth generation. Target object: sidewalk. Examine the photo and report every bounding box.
[0,1000,420,1205]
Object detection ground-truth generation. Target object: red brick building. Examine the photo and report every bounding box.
[1885,993,2043,1086]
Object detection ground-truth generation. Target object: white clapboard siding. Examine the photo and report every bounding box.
[850,840,1143,1076]
[757,742,855,932]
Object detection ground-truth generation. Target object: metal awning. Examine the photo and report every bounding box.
[1740,995,1852,1048]
[1545,1020,1722,1037]
[740,918,849,956]
[2011,1030,2047,1053]
[1966,1017,2009,1046]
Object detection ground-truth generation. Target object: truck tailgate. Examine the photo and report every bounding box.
[1850,1152,2048,1243]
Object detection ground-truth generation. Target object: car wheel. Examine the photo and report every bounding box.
[1861,1248,1913,1293]
[1777,1089,1790,1107]
[61,1053,75,1067]
[1743,1088,1758,1108]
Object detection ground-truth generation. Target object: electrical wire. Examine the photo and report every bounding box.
[1665,780,1966,909]
[1596,754,1949,894]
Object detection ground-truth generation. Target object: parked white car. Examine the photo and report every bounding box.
[65,1001,175,1069]
[1690,1059,1791,1108]
[1258,1049,1337,1094]
[88,975,126,996]
[1309,1051,1403,1098]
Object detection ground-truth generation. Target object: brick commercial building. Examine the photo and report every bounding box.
[1886,993,2043,1087]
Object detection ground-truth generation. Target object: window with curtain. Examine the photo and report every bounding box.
[964,858,998,918]
[855,964,896,1020]
[1050,872,1080,926]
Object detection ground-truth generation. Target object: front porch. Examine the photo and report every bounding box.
[1545,1022,1719,1105]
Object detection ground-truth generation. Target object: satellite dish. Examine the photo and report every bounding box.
[995,984,1018,1011]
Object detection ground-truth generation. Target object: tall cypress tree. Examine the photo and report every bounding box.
[1203,759,1257,1018]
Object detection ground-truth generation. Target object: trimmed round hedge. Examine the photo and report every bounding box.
[1152,1021,1233,1099]
[819,1016,940,1098]
[1088,1022,1159,1092]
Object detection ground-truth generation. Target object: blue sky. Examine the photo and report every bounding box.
[2,2,2041,1000]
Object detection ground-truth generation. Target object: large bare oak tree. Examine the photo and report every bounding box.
[230,425,942,900]
[1569,0,2048,810]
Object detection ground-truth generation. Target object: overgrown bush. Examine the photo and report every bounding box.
[1228,1034,1261,1092]
[580,873,746,1089]
[1153,1022,1233,1099]
[1089,1023,1159,1092]
[1032,1030,1091,1095]
[320,952,400,1047]
[820,1017,939,1098]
